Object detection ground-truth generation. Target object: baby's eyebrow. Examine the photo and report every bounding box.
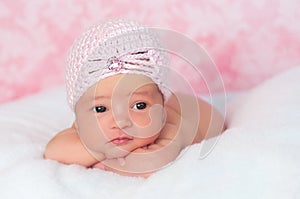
[91,95,111,101]
[130,90,153,98]
[132,91,148,95]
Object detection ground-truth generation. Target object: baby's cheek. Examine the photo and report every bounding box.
[133,134,160,148]
[130,111,151,127]
[96,116,111,137]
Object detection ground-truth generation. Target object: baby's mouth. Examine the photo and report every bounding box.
[110,137,133,145]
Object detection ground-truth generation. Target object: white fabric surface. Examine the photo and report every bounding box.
[0,66,299,199]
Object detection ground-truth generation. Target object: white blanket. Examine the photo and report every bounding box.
[0,67,299,199]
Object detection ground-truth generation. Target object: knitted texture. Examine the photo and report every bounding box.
[66,18,170,110]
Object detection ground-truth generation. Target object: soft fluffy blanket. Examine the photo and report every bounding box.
[0,67,299,199]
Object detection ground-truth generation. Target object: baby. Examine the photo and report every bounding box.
[44,19,225,177]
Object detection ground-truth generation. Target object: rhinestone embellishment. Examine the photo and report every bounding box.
[107,56,124,71]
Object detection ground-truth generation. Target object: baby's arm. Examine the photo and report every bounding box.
[44,124,100,167]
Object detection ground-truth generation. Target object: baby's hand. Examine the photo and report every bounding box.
[95,157,153,178]
[93,157,125,170]
[93,145,153,173]
[93,162,106,170]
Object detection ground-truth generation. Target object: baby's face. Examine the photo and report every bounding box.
[75,74,165,159]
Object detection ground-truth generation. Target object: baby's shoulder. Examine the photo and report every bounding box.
[164,92,200,119]
[161,92,205,145]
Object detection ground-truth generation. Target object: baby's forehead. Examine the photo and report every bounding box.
[100,83,159,98]
[84,81,160,100]
[99,74,158,91]
[77,74,162,105]
[128,84,160,97]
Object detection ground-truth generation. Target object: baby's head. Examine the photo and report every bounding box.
[65,19,170,159]
[66,18,170,111]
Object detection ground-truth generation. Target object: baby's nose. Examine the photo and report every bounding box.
[110,109,132,129]
[110,100,133,129]
[114,116,132,129]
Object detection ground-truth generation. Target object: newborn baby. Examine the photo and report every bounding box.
[44,18,225,177]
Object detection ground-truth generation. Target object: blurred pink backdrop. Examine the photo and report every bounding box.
[1,0,300,103]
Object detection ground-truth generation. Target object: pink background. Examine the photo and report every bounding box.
[1,0,300,104]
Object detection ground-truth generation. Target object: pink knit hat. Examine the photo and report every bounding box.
[66,18,170,110]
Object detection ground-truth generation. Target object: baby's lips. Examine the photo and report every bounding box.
[110,137,133,145]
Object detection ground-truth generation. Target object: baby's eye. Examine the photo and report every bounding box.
[132,102,147,110]
[93,106,107,113]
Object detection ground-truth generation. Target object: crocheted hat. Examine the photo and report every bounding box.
[66,18,170,110]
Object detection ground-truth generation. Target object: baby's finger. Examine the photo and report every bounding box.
[93,162,106,170]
